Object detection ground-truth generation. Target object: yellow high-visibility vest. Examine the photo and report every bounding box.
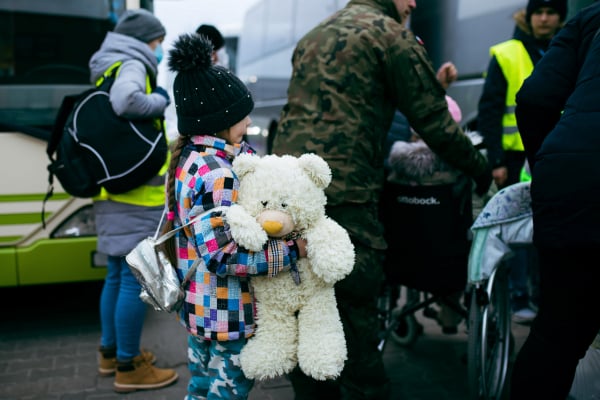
[490,39,534,152]
[94,61,169,207]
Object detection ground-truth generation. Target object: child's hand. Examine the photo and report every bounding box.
[295,238,307,258]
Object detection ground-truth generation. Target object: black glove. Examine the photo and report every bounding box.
[153,86,170,105]
[473,166,493,197]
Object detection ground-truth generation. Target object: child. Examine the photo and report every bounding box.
[162,33,305,400]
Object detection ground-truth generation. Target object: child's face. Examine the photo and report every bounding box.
[220,115,251,144]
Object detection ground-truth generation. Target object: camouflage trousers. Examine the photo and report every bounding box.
[186,335,254,400]
[289,241,390,399]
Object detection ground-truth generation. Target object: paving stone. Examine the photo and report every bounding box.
[0,281,530,400]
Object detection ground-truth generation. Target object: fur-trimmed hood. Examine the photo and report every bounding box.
[387,140,460,185]
[514,8,533,36]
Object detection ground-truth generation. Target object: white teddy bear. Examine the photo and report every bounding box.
[226,152,355,381]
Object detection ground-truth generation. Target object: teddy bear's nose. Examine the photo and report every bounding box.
[262,221,283,235]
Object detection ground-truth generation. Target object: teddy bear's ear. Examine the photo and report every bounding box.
[298,153,332,189]
[232,153,261,179]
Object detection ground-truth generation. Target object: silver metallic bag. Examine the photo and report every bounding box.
[125,209,207,313]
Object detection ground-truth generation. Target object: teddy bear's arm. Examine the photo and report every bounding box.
[304,217,355,284]
[225,204,268,252]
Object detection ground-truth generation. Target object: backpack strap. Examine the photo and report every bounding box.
[95,61,123,87]
[42,89,88,229]
[96,61,156,92]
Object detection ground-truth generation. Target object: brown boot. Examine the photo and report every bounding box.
[98,346,117,377]
[98,347,157,377]
[113,354,178,393]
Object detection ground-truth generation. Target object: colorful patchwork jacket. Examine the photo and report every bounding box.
[174,135,298,341]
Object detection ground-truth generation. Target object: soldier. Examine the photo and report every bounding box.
[271,0,492,399]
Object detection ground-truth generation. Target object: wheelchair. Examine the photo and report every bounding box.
[377,176,472,351]
[377,178,533,400]
[466,181,533,399]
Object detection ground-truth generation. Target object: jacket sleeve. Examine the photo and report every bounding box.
[515,19,580,169]
[185,161,297,278]
[390,34,489,180]
[109,59,168,119]
[188,207,298,278]
[477,57,508,168]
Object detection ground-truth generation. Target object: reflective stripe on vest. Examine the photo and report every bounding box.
[490,40,533,152]
[99,154,169,206]
[94,61,169,207]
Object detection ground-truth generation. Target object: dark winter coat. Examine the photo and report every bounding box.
[515,2,600,247]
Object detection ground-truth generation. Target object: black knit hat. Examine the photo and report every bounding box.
[526,0,568,22]
[168,33,254,136]
[114,9,166,43]
[196,24,225,50]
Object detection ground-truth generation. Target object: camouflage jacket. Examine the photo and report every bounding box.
[272,0,488,248]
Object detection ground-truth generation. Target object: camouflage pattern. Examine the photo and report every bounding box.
[186,335,253,400]
[272,0,488,248]
[288,241,390,399]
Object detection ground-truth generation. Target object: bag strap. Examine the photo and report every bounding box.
[153,206,228,287]
[95,61,122,88]
[153,205,228,246]
[180,258,202,287]
[42,91,85,229]
[96,61,156,92]
[153,208,167,240]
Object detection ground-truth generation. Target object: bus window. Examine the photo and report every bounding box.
[0,0,147,129]
[0,6,114,85]
[0,1,154,287]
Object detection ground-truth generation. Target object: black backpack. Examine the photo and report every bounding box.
[45,62,168,201]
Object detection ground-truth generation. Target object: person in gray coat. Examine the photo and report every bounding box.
[88,9,177,393]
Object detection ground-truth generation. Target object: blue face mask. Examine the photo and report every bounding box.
[154,44,163,64]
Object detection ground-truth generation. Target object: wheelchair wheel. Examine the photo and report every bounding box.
[377,284,399,352]
[467,265,511,399]
[389,310,422,347]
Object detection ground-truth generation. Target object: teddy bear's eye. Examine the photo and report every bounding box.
[261,201,268,208]
[281,203,287,208]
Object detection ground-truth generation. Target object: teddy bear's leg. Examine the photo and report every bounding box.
[297,288,347,381]
[240,302,299,380]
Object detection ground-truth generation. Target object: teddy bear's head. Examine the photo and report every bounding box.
[232,153,331,238]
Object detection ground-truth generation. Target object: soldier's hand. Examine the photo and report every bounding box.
[436,62,458,89]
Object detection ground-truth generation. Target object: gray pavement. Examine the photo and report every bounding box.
[0,281,530,399]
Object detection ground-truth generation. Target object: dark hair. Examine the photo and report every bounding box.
[160,135,188,265]
[195,24,225,50]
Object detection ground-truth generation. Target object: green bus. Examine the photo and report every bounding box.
[0,0,155,286]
